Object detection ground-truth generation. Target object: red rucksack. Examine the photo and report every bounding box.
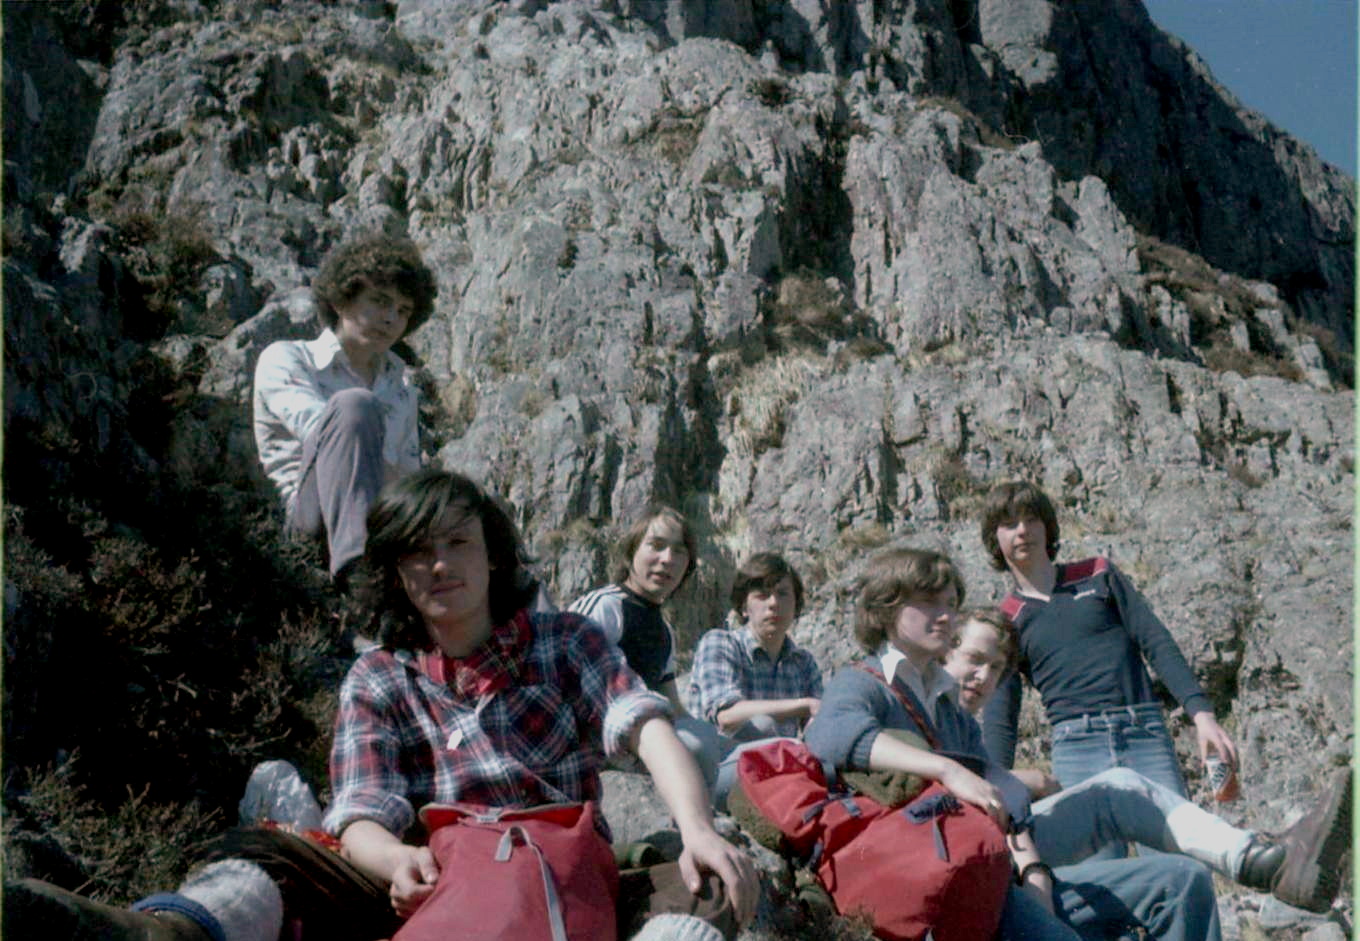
[392,802,619,941]
[735,739,1011,941]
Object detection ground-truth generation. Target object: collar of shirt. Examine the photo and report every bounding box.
[417,610,533,699]
[737,625,792,662]
[617,582,663,610]
[306,328,402,384]
[878,644,957,724]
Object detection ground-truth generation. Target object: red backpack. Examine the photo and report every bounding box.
[392,802,619,941]
[735,739,1011,941]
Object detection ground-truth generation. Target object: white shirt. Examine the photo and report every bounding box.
[252,329,420,508]
[878,644,958,727]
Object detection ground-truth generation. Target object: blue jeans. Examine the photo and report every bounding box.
[1051,703,1187,861]
[1050,703,1187,797]
[999,884,1085,940]
[1001,855,1221,941]
[1052,856,1222,941]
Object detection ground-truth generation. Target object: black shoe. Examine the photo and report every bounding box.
[1237,838,1285,891]
[1270,766,1352,912]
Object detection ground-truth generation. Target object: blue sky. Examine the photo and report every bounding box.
[1143,0,1357,176]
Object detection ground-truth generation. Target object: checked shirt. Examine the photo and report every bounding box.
[687,625,823,738]
[324,609,669,841]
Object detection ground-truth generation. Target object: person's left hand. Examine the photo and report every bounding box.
[677,826,760,925]
[1192,712,1239,769]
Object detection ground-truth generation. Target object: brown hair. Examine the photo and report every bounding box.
[853,548,966,653]
[729,552,805,622]
[611,505,698,593]
[312,231,438,336]
[355,468,536,649]
[953,607,1019,675]
[979,480,1060,572]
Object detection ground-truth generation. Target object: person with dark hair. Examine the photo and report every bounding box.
[692,552,821,740]
[803,548,1230,941]
[688,552,823,810]
[977,481,1237,801]
[7,470,759,941]
[253,231,439,580]
[944,609,1352,915]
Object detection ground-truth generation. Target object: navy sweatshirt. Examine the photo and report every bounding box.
[981,558,1211,768]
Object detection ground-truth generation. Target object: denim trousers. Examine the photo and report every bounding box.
[1050,703,1188,797]
[1000,855,1220,941]
[1031,767,1252,879]
[1053,855,1221,941]
[1049,702,1189,861]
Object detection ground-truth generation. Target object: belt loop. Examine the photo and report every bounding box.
[1082,714,1092,732]
[1125,705,1136,724]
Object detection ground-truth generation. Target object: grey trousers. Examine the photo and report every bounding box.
[288,388,388,576]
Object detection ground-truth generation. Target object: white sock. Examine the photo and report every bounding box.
[629,912,726,941]
[178,859,284,941]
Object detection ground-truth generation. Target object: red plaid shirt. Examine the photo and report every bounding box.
[324,609,670,841]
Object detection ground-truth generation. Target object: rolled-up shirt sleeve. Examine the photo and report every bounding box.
[323,660,418,839]
[563,613,671,759]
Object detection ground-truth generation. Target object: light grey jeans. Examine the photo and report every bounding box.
[1031,766,1254,879]
[288,388,388,576]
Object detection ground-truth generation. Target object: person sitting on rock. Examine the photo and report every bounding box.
[569,505,726,793]
[252,231,437,581]
[804,546,1229,941]
[978,480,1238,800]
[688,552,823,810]
[5,469,759,941]
[945,607,1351,915]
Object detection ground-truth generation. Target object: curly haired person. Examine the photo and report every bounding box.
[253,232,437,580]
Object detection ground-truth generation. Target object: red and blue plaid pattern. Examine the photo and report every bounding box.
[324,609,670,841]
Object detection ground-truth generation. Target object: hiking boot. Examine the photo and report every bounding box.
[4,879,216,941]
[1269,766,1352,912]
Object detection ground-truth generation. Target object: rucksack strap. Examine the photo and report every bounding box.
[854,663,943,750]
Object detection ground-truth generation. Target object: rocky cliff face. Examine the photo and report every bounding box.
[4,0,1353,933]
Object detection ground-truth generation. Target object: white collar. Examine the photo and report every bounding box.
[306,328,399,381]
[878,644,957,722]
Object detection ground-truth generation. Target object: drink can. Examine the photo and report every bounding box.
[1205,755,1240,802]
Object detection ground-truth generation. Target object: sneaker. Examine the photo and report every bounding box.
[1269,765,1352,912]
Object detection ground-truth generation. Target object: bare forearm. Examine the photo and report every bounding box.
[715,698,816,734]
[340,819,414,883]
[867,731,959,779]
[634,716,713,836]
